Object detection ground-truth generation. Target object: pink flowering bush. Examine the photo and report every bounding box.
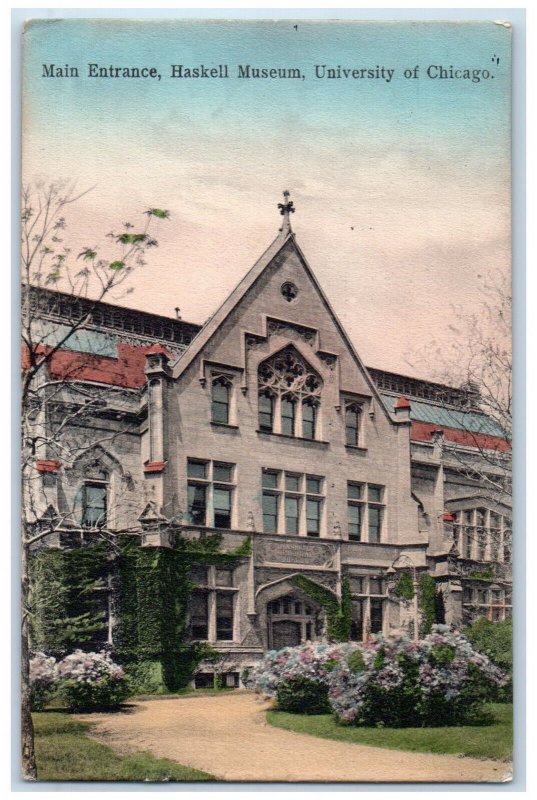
[56,650,130,711]
[249,627,506,727]
[245,641,353,697]
[29,652,58,710]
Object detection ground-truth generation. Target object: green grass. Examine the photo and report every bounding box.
[33,712,215,782]
[267,703,512,762]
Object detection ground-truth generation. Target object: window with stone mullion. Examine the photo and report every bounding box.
[257,346,322,439]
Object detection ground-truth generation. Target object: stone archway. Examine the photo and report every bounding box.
[255,575,332,650]
[267,594,318,649]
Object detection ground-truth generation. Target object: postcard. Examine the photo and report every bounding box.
[20,17,512,783]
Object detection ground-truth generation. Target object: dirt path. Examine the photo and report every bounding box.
[77,692,511,783]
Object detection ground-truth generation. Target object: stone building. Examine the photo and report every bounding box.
[25,197,511,687]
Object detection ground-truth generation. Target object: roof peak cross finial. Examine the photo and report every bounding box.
[278,190,295,234]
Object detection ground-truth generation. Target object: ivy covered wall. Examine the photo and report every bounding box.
[29,534,252,692]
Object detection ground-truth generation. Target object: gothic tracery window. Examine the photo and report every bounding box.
[258,347,322,438]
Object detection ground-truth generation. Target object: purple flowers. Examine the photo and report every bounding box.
[248,626,506,727]
[29,650,128,711]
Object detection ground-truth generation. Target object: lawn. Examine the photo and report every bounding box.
[33,712,215,782]
[267,703,512,762]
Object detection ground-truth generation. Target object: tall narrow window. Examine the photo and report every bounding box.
[351,599,364,641]
[213,488,232,529]
[190,592,209,639]
[262,494,278,532]
[82,479,108,527]
[345,403,361,446]
[262,470,279,533]
[370,598,384,634]
[302,400,317,440]
[306,498,321,537]
[368,485,384,543]
[348,504,362,541]
[281,396,296,436]
[211,377,231,424]
[347,482,364,541]
[368,507,383,544]
[258,391,274,432]
[285,496,300,534]
[188,483,207,526]
[216,593,234,640]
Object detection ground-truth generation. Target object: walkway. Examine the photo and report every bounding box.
[77,692,511,783]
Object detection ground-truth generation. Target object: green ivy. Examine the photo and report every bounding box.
[29,542,109,654]
[419,574,437,635]
[347,649,365,674]
[469,568,495,582]
[29,533,251,692]
[289,575,352,642]
[394,571,415,601]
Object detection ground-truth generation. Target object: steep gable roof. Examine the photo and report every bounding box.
[171,228,292,379]
[171,228,392,420]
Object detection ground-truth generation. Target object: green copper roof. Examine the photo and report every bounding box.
[380,394,506,437]
[32,320,118,358]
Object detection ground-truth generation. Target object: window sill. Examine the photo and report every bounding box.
[345,538,384,545]
[256,430,329,446]
[345,445,368,453]
[211,421,239,431]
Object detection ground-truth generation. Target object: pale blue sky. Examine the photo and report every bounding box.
[22,19,512,377]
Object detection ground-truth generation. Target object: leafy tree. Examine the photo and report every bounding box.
[20,180,169,779]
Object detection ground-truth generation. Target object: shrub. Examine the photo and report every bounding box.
[249,627,507,727]
[57,650,130,711]
[464,616,513,701]
[29,652,58,710]
[347,650,365,674]
[276,676,331,714]
[328,626,506,727]
[245,641,353,697]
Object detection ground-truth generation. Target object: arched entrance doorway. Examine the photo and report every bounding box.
[267,595,318,650]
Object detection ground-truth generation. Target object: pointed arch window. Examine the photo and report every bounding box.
[345,403,362,447]
[258,390,275,433]
[258,346,322,439]
[281,396,296,436]
[302,399,318,440]
[81,468,109,528]
[211,376,231,424]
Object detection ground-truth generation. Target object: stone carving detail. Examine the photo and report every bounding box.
[267,320,316,347]
[247,511,255,532]
[258,346,322,399]
[246,335,265,351]
[257,538,336,567]
[318,353,337,371]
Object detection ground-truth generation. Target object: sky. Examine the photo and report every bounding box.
[22,18,512,379]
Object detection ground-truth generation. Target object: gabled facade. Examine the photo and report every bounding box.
[25,201,511,687]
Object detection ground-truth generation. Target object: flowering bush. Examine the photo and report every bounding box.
[245,641,354,698]
[29,652,58,710]
[249,627,506,727]
[56,650,130,711]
